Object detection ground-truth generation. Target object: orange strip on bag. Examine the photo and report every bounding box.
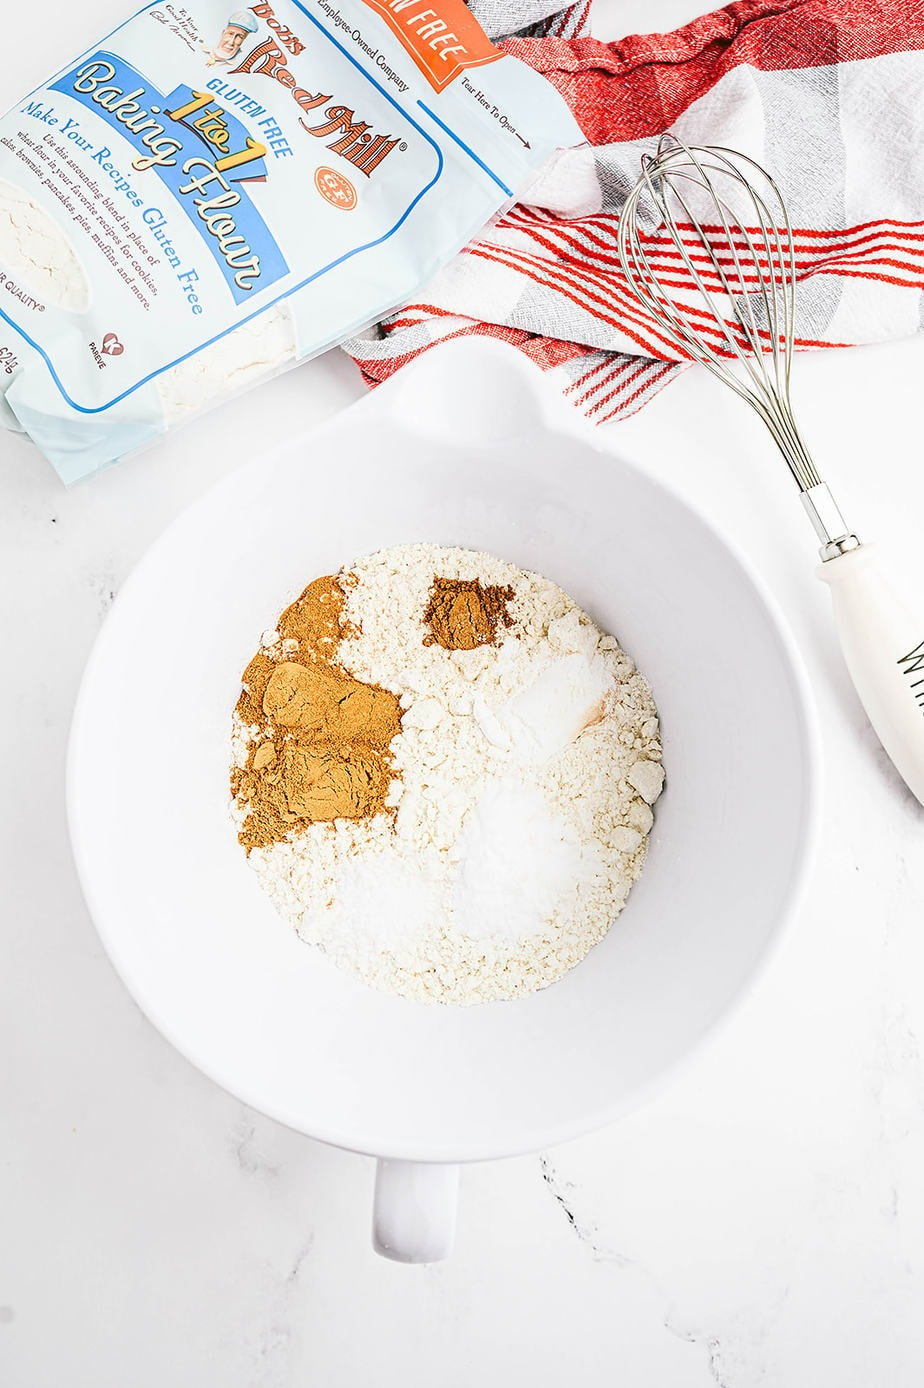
[362,0,502,92]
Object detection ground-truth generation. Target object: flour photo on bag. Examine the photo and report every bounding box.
[200,9,258,65]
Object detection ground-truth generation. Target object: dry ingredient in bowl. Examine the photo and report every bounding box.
[231,545,665,1005]
[231,575,401,849]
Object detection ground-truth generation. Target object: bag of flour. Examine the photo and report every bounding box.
[0,0,580,481]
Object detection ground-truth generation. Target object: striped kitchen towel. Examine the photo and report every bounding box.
[342,0,924,423]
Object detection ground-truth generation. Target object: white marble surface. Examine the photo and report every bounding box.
[3,2,924,1384]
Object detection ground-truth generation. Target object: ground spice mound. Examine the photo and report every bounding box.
[231,575,402,852]
[423,576,514,650]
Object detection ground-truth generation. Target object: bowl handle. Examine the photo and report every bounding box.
[372,1159,460,1263]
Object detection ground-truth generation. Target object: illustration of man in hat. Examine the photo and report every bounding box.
[200,10,259,65]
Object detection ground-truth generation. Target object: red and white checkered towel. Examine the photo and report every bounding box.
[342,0,924,422]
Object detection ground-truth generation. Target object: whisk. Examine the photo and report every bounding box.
[617,136,924,804]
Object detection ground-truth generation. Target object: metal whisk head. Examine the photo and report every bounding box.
[617,135,821,488]
[617,136,857,555]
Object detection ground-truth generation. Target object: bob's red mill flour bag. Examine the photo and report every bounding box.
[0,0,580,481]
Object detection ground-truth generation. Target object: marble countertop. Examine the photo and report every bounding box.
[3,1,924,1384]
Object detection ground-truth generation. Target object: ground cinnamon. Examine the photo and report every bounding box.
[423,576,514,651]
[231,575,402,851]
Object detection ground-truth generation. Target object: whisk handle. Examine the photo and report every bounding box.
[817,544,924,804]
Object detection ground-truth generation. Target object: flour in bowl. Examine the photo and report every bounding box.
[230,544,664,1004]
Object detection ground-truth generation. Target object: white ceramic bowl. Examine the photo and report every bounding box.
[68,340,820,1261]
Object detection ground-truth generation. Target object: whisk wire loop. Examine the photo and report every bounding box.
[617,136,823,493]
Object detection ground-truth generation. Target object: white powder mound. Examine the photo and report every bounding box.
[451,780,600,941]
[301,842,444,955]
[0,178,90,311]
[158,304,295,424]
[239,544,665,1005]
[473,651,613,763]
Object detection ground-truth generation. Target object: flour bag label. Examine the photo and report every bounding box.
[0,0,581,481]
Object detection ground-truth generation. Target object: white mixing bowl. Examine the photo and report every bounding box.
[68,341,820,1261]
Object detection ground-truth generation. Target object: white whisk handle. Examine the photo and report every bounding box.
[817,544,924,804]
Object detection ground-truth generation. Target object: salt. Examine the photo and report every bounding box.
[300,847,441,954]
